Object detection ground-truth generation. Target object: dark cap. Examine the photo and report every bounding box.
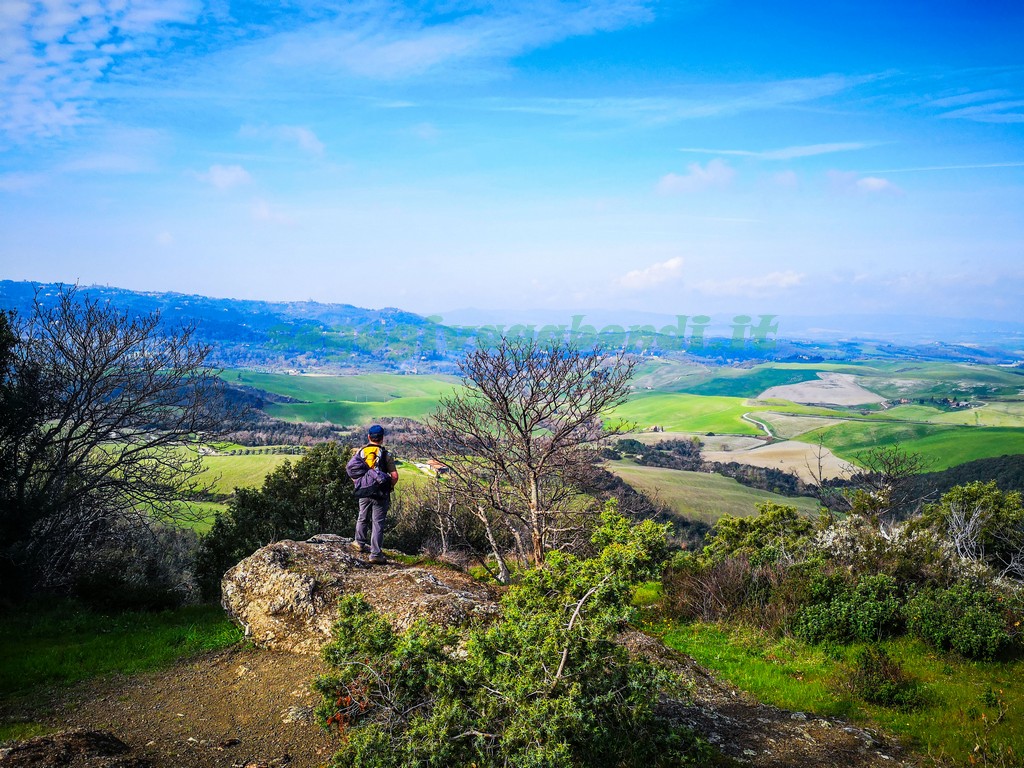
[368,424,385,440]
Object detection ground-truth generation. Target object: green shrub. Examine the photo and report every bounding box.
[315,508,708,768]
[905,582,1014,660]
[195,442,358,596]
[794,573,902,644]
[846,645,925,710]
[700,503,814,567]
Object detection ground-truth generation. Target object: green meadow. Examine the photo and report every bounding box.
[612,393,764,434]
[797,421,1024,471]
[221,370,460,426]
[223,370,461,402]
[607,461,820,523]
[201,452,295,495]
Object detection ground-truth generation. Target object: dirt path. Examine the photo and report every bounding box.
[2,646,340,768]
[4,636,923,768]
[621,632,922,768]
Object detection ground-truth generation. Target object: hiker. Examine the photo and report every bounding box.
[348,424,399,564]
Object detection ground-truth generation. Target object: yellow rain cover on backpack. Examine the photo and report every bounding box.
[362,444,382,469]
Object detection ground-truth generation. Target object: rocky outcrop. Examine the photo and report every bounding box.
[221,534,499,654]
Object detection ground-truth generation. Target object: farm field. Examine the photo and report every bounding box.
[223,370,459,426]
[607,461,820,523]
[200,452,295,495]
[215,363,1024,480]
[223,370,460,402]
[702,440,854,482]
[929,400,1024,427]
[611,393,764,434]
[797,422,1024,471]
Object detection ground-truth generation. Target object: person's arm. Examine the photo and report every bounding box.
[385,451,399,486]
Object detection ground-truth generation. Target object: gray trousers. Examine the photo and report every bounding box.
[355,495,390,557]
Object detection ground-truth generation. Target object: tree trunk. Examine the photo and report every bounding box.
[477,505,510,584]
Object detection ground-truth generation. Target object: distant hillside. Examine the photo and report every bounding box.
[0,281,471,372]
[2,281,1019,371]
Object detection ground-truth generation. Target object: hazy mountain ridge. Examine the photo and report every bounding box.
[1,281,1019,370]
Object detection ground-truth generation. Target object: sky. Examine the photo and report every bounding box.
[0,0,1022,325]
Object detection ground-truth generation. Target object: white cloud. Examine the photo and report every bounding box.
[156,231,174,246]
[195,164,251,190]
[939,98,1024,124]
[615,256,684,291]
[240,124,325,156]
[656,159,734,194]
[256,1,655,82]
[678,142,874,160]
[856,176,898,193]
[494,75,876,125]
[773,170,798,187]
[252,198,295,224]
[695,270,804,297]
[0,0,201,139]
[828,170,900,194]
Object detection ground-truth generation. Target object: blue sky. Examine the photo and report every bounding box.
[1,0,1022,323]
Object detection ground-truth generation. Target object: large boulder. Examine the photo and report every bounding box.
[221,534,499,654]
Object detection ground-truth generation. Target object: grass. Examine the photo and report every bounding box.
[607,461,820,523]
[611,393,764,434]
[683,367,823,398]
[219,370,461,426]
[660,622,1024,765]
[0,601,241,702]
[265,396,443,425]
[222,370,461,403]
[797,421,1024,470]
[930,401,1024,428]
[200,453,294,495]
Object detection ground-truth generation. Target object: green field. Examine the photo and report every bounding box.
[223,370,460,402]
[221,371,460,426]
[264,396,444,424]
[929,400,1024,428]
[797,421,1024,471]
[683,367,823,398]
[200,453,295,495]
[607,461,820,523]
[846,362,1024,400]
[612,393,764,434]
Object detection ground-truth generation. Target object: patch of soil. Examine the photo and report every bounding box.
[1,646,340,768]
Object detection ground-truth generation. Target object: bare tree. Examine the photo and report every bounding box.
[852,443,934,525]
[423,338,635,580]
[0,286,233,592]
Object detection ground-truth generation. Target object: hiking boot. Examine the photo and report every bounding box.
[350,541,370,554]
[368,554,387,565]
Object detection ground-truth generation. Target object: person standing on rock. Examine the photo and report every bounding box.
[347,424,399,564]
